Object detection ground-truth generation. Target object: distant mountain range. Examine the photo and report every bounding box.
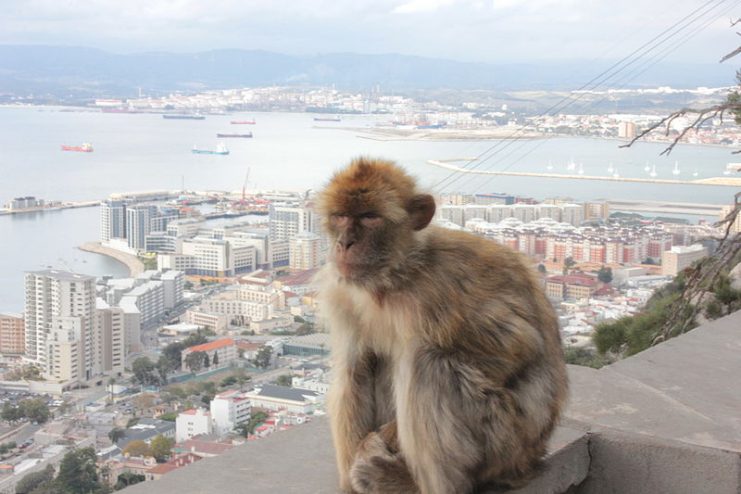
[0,45,736,100]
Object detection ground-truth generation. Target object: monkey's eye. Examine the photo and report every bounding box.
[330,214,351,227]
[359,212,383,227]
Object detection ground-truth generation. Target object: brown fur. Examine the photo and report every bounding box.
[316,157,568,494]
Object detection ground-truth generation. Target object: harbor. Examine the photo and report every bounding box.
[428,160,741,188]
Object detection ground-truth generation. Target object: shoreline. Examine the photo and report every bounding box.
[78,242,144,277]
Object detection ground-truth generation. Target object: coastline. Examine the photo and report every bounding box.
[78,242,144,277]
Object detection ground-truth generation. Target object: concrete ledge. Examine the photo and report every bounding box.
[576,428,741,494]
[124,419,589,493]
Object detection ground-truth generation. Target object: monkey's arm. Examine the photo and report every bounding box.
[328,350,381,492]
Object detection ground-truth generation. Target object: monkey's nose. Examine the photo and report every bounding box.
[339,239,355,250]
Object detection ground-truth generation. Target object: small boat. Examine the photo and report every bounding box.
[163,114,205,120]
[61,142,93,152]
[546,160,554,171]
[314,116,341,122]
[231,120,256,125]
[216,132,253,138]
[566,158,577,171]
[643,161,650,173]
[672,161,681,176]
[649,164,657,178]
[192,142,229,155]
[577,163,584,175]
[692,170,699,177]
[607,162,615,174]
[612,169,620,179]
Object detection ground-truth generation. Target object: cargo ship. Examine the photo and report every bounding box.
[163,114,206,120]
[192,143,229,155]
[216,132,253,138]
[230,120,256,125]
[61,143,94,152]
[314,116,341,122]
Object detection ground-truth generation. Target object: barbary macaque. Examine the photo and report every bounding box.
[315,157,568,494]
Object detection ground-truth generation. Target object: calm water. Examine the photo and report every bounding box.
[0,106,738,311]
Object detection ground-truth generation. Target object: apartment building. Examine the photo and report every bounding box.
[25,270,97,382]
[662,244,708,276]
[0,313,25,355]
[210,389,251,436]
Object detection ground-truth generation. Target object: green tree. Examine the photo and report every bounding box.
[1,402,22,423]
[15,464,55,494]
[184,351,206,374]
[19,398,50,424]
[220,375,237,388]
[114,472,145,490]
[235,411,268,436]
[131,357,160,386]
[203,352,210,368]
[107,427,125,444]
[252,346,272,369]
[275,375,292,387]
[122,440,151,458]
[150,435,175,463]
[212,351,219,367]
[563,257,576,274]
[597,266,613,284]
[55,447,106,494]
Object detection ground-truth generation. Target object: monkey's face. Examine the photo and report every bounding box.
[327,209,397,282]
[318,158,436,286]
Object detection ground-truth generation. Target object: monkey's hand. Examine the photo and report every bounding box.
[350,422,418,494]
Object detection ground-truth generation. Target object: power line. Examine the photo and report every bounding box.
[432,0,729,193]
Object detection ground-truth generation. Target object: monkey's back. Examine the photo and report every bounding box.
[410,226,568,482]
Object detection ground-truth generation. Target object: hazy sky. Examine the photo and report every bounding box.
[0,0,737,63]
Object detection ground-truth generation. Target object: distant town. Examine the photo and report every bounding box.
[4,83,740,149]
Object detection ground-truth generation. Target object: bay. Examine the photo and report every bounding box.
[0,106,738,312]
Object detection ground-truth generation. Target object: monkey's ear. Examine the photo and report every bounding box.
[407,194,436,231]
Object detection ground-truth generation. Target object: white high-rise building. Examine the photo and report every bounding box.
[289,232,324,270]
[24,270,96,382]
[126,204,159,250]
[210,389,251,436]
[269,203,314,241]
[93,300,125,376]
[100,200,127,243]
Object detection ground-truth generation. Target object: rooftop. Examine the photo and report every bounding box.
[184,338,235,353]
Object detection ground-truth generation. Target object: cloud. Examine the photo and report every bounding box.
[0,0,732,64]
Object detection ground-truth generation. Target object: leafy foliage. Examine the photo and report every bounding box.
[131,357,161,386]
[2,398,50,424]
[563,346,612,369]
[114,472,145,490]
[122,440,151,458]
[150,435,175,463]
[597,266,613,284]
[235,411,268,436]
[185,351,207,374]
[15,465,54,494]
[275,375,292,387]
[252,346,272,369]
[55,447,109,494]
[108,427,125,444]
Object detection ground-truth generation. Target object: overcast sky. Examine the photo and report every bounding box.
[0,0,736,63]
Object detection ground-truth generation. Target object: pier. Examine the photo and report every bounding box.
[78,242,144,277]
[0,200,99,216]
[428,160,741,188]
[605,200,725,217]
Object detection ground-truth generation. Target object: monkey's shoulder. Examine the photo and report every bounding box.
[423,227,536,281]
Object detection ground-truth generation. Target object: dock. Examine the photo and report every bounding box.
[605,200,725,217]
[428,160,741,188]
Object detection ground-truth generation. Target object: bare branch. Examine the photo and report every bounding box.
[731,17,741,27]
[720,45,741,63]
[620,103,741,155]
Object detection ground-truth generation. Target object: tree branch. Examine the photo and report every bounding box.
[619,103,741,155]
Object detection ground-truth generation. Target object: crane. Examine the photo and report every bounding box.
[242,167,250,202]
